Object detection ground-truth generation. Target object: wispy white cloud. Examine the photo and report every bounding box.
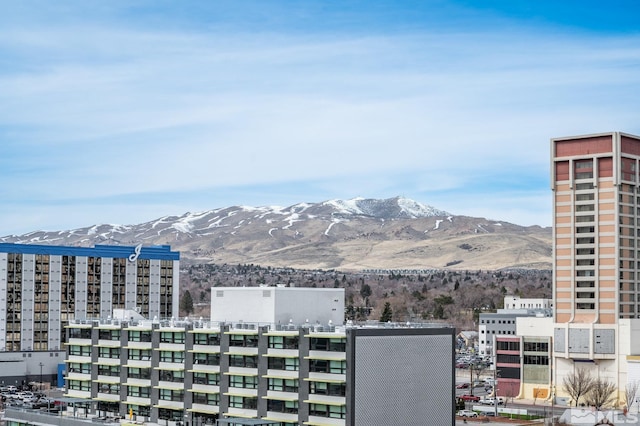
[1,2,639,234]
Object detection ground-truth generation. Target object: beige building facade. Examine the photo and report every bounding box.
[551,132,640,406]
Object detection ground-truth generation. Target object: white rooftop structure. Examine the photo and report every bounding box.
[211,286,345,326]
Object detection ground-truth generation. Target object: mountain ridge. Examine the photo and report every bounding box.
[0,196,552,271]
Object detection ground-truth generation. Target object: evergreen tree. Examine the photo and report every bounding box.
[360,284,372,299]
[380,302,393,322]
[180,290,194,316]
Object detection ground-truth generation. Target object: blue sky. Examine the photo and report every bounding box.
[1,0,639,235]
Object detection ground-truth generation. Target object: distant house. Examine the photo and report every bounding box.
[458,330,478,348]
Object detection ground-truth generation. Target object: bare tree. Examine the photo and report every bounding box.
[501,381,519,406]
[584,378,617,410]
[625,381,639,413]
[563,367,595,407]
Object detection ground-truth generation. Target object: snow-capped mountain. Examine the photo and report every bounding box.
[0,197,551,271]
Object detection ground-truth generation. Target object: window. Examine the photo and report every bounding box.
[523,341,549,352]
[268,378,299,393]
[268,335,299,349]
[577,302,595,309]
[99,329,121,341]
[98,346,120,359]
[267,357,299,371]
[576,248,595,255]
[309,359,346,374]
[575,160,592,169]
[229,395,257,409]
[497,354,520,364]
[229,334,259,348]
[576,193,594,201]
[309,403,345,419]
[160,331,185,344]
[576,226,595,234]
[229,374,258,389]
[127,386,151,398]
[69,345,91,356]
[229,354,258,368]
[128,349,152,361]
[159,370,184,383]
[576,204,594,212]
[193,392,220,405]
[309,381,345,396]
[575,182,594,190]
[127,367,151,380]
[193,352,220,366]
[69,328,92,339]
[127,405,150,417]
[576,215,595,223]
[193,372,220,385]
[128,330,152,342]
[267,399,298,414]
[193,333,220,346]
[98,383,120,394]
[98,365,121,376]
[576,237,595,245]
[159,351,185,363]
[67,379,91,392]
[496,341,519,351]
[310,338,346,352]
[159,389,184,402]
[158,408,182,422]
[575,172,593,179]
[68,362,91,374]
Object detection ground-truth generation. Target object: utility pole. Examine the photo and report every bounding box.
[493,336,498,418]
[470,362,474,396]
[39,362,44,392]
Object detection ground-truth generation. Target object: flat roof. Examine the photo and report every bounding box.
[0,243,179,260]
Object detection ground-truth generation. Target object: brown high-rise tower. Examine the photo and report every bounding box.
[552,131,640,325]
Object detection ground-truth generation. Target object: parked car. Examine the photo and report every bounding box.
[22,395,38,404]
[457,409,478,418]
[459,394,480,402]
[456,382,470,389]
[480,396,504,405]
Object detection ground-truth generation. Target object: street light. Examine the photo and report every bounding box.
[39,362,44,392]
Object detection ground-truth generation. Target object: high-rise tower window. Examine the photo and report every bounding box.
[575,160,594,179]
[576,215,595,223]
[577,303,595,310]
[575,183,594,190]
[576,226,595,234]
[576,193,595,201]
[577,248,595,255]
[577,237,595,245]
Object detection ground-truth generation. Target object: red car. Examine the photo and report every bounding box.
[459,394,480,402]
[456,383,470,389]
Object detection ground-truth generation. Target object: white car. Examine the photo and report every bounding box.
[457,409,478,417]
[480,397,504,405]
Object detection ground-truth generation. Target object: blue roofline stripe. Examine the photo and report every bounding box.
[0,243,180,260]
